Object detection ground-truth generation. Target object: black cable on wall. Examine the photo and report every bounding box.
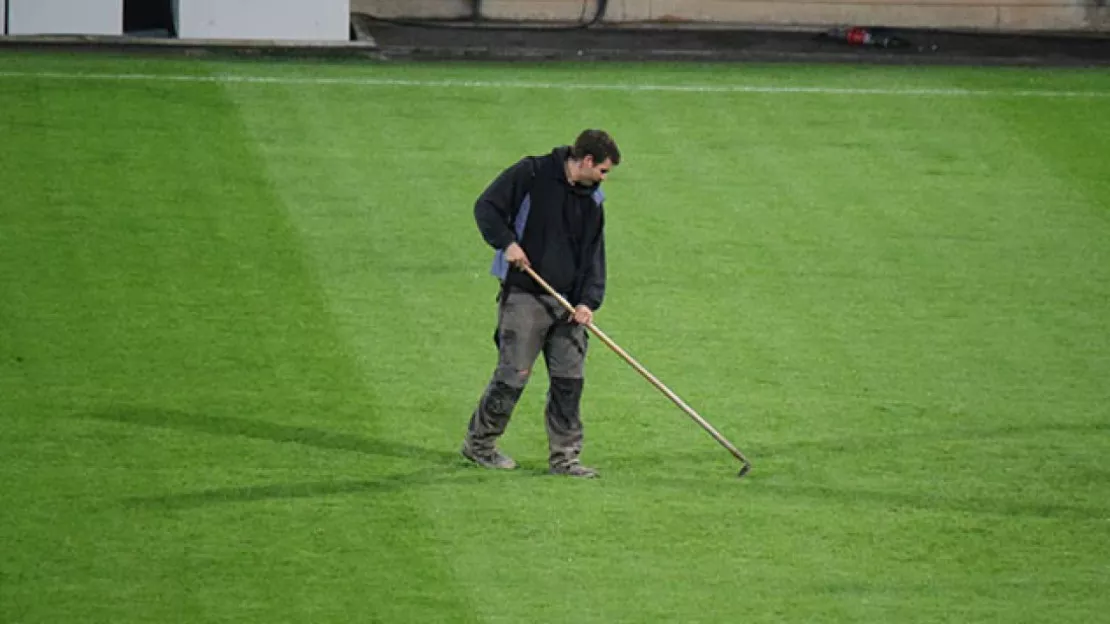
[588,0,608,26]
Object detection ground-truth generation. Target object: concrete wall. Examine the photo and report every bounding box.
[1,0,6,35]
[176,0,350,41]
[355,0,472,19]
[7,0,123,35]
[351,0,1110,31]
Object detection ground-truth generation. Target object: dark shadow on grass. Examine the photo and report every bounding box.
[607,420,1108,472]
[578,461,1110,520]
[78,406,460,465]
[753,481,1109,521]
[599,460,1109,521]
[80,406,603,508]
[124,467,498,510]
[81,408,1109,519]
[757,420,1110,459]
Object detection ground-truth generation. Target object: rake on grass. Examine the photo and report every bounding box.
[522,265,752,478]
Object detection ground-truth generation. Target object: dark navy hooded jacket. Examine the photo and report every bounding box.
[474,146,607,311]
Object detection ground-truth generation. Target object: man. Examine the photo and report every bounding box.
[462,129,621,479]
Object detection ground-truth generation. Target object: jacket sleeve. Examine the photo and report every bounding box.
[474,157,535,251]
[578,222,607,311]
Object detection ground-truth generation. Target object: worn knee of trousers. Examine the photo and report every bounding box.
[482,378,526,418]
[546,376,584,432]
[493,363,532,389]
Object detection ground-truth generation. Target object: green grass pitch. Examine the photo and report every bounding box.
[2,51,1109,623]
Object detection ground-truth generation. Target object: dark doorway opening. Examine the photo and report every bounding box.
[124,0,175,37]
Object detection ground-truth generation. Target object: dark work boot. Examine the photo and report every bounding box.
[549,461,599,479]
[545,376,593,477]
[461,443,518,470]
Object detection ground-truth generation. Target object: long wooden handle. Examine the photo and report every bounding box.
[520,265,751,469]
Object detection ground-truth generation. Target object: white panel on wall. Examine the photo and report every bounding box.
[8,0,123,36]
[176,0,350,41]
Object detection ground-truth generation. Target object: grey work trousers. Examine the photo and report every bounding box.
[466,288,589,468]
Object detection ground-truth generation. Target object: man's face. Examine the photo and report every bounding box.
[579,156,614,186]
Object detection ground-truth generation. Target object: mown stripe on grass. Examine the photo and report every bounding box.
[1,70,1110,98]
[0,72,477,623]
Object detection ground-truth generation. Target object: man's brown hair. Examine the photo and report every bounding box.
[571,129,621,166]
